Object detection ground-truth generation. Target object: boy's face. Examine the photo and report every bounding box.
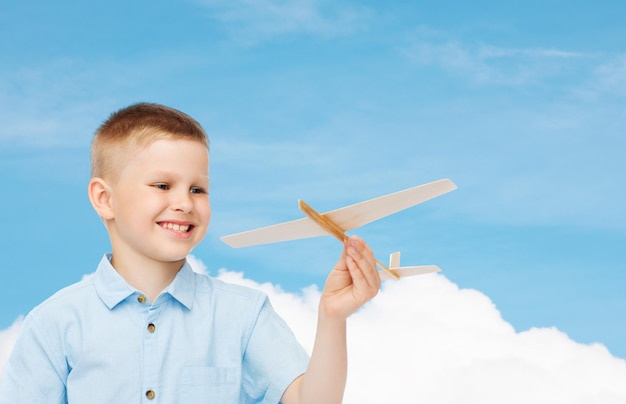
[106,138,211,265]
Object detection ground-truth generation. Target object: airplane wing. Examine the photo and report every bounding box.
[379,265,441,280]
[220,217,327,248]
[221,178,457,248]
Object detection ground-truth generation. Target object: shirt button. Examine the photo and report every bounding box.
[145,390,156,400]
[137,295,147,304]
[147,323,156,333]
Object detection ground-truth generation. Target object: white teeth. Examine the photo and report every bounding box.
[162,222,190,232]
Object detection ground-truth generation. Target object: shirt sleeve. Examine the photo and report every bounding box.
[0,313,68,404]
[240,296,310,404]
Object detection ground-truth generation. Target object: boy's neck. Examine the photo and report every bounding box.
[110,252,184,303]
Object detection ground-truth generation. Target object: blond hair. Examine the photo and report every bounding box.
[91,103,209,181]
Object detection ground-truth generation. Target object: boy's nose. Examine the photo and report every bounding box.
[171,191,193,213]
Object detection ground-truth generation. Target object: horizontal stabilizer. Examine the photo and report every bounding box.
[379,265,440,280]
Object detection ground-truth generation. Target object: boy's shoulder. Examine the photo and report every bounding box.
[32,272,97,309]
[23,272,99,332]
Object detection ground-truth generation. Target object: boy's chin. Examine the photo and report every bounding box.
[162,255,191,263]
[151,252,193,265]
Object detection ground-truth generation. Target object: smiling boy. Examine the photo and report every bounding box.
[0,103,381,404]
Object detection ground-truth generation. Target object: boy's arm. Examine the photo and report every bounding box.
[281,236,380,404]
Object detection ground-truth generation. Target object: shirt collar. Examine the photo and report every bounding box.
[94,254,196,310]
[94,254,135,309]
[163,260,196,310]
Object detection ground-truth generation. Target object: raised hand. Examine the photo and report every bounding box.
[319,235,381,320]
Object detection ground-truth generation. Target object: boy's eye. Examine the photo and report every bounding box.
[153,183,169,190]
[190,187,207,194]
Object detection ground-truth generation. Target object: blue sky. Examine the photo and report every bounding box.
[1,0,625,365]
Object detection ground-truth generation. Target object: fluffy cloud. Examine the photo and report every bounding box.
[2,259,625,403]
[0,318,23,382]
[216,266,626,403]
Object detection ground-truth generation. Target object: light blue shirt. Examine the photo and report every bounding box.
[0,255,309,404]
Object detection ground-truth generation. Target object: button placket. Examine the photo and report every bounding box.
[142,304,160,402]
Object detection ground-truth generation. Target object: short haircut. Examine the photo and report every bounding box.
[91,103,209,180]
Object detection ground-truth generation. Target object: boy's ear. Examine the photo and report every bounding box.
[88,177,114,220]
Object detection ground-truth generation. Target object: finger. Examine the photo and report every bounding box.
[346,236,380,293]
[345,253,370,295]
[349,236,378,279]
[333,242,349,272]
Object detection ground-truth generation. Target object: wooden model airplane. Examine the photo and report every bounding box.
[221,178,457,280]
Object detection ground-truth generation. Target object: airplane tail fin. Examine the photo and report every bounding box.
[381,251,440,280]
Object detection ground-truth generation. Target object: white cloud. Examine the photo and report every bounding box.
[577,54,626,99]
[0,52,209,148]
[187,253,209,275]
[2,264,625,403]
[0,60,107,147]
[402,28,586,87]
[195,0,370,43]
[0,317,23,382]
[215,266,626,403]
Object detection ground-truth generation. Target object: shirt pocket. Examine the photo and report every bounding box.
[178,366,241,403]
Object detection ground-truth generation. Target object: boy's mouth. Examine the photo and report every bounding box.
[159,222,194,233]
